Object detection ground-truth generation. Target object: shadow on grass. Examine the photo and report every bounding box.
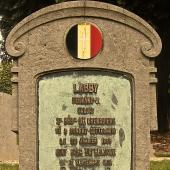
[0,164,19,170]
[0,161,170,170]
[150,161,170,170]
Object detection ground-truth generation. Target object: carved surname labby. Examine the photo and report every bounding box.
[73,83,98,93]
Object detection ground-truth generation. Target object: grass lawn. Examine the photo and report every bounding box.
[150,161,170,170]
[0,161,170,170]
[0,164,18,170]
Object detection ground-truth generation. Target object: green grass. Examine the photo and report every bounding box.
[0,164,19,170]
[0,162,170,170]
[150,161,170,170]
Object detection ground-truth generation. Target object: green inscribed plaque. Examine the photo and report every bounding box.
[38,70,132,170]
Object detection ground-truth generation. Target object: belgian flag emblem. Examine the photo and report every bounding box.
[66,23,103,59]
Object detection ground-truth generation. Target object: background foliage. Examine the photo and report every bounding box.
[0,0,170,39]
[0,60,12,94]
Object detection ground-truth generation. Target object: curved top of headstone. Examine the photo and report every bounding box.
[6,1,162,58]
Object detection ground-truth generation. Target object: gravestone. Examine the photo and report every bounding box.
[5,1,162,170]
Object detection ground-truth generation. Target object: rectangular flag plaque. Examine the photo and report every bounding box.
[66,23,103,60]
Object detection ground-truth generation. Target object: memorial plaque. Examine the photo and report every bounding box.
[38,70,132,170]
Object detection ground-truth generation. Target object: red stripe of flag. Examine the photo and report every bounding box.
[91,25,102,58]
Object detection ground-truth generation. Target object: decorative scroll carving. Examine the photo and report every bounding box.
[6,41,26,57]
[141,41,162,58]
[6,1,162,58]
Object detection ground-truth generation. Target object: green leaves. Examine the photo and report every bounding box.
[0,61,12,94]
[117,0,126,6]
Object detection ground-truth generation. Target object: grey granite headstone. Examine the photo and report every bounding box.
[6,1,162,170]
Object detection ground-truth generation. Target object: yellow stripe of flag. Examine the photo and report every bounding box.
[78,23,91,59]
